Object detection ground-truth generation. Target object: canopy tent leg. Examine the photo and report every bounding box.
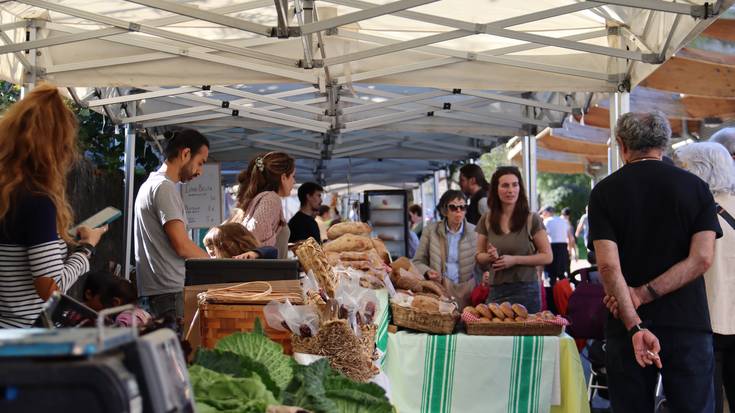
[20,22,37,98]
[607,91,630,174]
[123,104,137,280]
[432,171,440,217]
[522,135,538,212]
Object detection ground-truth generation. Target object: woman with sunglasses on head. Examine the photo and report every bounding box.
[412,190,480,308]
[227,152,296,258]
[475,166,553,313]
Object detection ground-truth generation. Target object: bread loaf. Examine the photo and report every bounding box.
[488,303,506,320]
[371,238,390,264]
[500,302,515,318]
[411,295,440,313]
[511,303,528,318]
[463,306,481,317]
[338,251,370,261]
[324,233,374,252]
[475,304,493,319]
[327,222,372,240]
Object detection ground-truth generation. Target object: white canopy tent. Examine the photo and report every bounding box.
[0,0,731,276]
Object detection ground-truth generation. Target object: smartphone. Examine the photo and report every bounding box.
[68,206,122,238]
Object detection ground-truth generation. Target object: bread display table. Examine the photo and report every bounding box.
[383,331,589,413]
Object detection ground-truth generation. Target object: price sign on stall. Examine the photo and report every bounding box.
[181,163,222,228]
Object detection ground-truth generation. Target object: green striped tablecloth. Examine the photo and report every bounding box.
[374,289,390,365]
[384,332,589,413]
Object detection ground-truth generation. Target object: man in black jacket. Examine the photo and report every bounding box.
[288,182,323,243]
[459,164,489,225]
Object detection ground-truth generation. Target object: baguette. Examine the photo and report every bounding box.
[371,238,390,264]
[324,233,374,253]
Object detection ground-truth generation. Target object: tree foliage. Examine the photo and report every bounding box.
[537,172,591,222]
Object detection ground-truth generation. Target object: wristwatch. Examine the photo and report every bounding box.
[75,242,95,259]
[628,323,647,339]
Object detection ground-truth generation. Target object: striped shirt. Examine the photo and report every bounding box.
[0,193,89,328]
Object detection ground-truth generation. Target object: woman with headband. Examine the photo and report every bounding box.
[227,152,296,258]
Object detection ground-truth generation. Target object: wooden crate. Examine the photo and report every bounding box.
[199,302,293,354]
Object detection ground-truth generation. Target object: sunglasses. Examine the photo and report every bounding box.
[447,204,467,212]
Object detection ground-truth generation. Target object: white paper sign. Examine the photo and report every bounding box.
[181,163,222,228]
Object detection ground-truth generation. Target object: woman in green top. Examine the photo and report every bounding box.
[475,166,552,313]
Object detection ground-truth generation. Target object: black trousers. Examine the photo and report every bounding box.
[715,333,735,413]
[545,243,569,286]
[606,327,714,413]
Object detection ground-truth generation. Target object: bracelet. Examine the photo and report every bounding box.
[645,283,661,301]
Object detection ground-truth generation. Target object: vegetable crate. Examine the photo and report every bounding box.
[199,302,293,354]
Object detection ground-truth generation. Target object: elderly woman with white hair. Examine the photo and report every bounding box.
[675,142,735,413]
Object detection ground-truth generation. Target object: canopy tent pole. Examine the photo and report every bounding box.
[123,103,137,280]
[19,22,37,98]
[432,171,440,217]
[522,134,538,212]
[607,91,630,174]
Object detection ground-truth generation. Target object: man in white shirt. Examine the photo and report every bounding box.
[541,206,575,286]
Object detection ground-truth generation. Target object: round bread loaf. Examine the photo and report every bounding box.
[488,303,506,319]
[491,317,503,323]
[511,303,528,318]
[500,302,515,318]
[475,304,493,320]
[477,317,492,324]
[463,306,481,318]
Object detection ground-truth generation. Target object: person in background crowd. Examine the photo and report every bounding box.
[459,164,490,225]
[561,207,578,260]
[409,204,424,238]
[413,190,479,309]
[203,223,277,259]
[576,206,590,257]
[541,206,575,286]
[83,271,151,328]
[135,129,210,325]
[229,152,295,258]
[675,142,735,413]
[315,205,331,243]
[710,127,735,161]
[288,182,323,243]
[0,84,108,328]
[475,167,552,313]
[592,111,721,412]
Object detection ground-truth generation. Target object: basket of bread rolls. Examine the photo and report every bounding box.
[390,293,458,334]
[462,302,567,336]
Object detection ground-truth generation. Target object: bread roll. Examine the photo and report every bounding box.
[477,317,492,324]
[324,233,374,252]
[488,303,506,320]
[500,302,515,318]
[514,316,527,322]
[463,306,481,317]
[491,317,503,323]
[371,238,390,264]
[327,222,372,240]
[475,304,493,319]
[512,303,529,318]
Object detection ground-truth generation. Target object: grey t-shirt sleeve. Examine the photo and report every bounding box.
[154,182,185,226]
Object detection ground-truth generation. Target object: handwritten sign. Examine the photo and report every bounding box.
[181,163,222,228]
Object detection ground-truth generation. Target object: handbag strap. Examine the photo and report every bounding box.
[717,203,735,231]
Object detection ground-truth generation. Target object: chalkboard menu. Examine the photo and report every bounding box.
[181,163,222,228]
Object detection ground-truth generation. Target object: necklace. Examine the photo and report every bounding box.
[628,156,661,164]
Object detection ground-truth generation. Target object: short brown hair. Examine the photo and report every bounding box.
[408,204,422,217]
[203,223,260,258]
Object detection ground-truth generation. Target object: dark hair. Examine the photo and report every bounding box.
[203,223,260,258]
[163,129,210,161]
[318,205,331,216]
[236,152,295,211]
[438,190,466,219]
[460,164,489,190]
[561,207,571,217]
[84,271,137,308]
[297,182,323,205]
[487,166,530,234]
[408,204,422,217]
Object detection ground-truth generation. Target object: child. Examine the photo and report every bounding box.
[82,271,151,327]
[203,223,277,259]
[470,271,491,307]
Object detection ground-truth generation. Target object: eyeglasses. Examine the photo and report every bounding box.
[447,204,467,212]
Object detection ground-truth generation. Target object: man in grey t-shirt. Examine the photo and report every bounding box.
[134,129,210,325]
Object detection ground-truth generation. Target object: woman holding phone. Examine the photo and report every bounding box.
[0,84,108,328]
[475,166,552,313]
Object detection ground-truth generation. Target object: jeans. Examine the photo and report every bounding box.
[714,333,735,413]
[139,291,184,330]
[606,327,714,413]
[487,281,541,314]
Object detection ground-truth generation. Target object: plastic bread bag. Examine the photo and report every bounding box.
[263,299,320,337]
[390,291,414,308]
[382,272,396,297]
[438,299,458,315]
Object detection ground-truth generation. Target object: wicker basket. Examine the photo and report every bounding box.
[292,320,379,382]
[199,302,294,353]
[466,321,563,336]
[390,303,457,334]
